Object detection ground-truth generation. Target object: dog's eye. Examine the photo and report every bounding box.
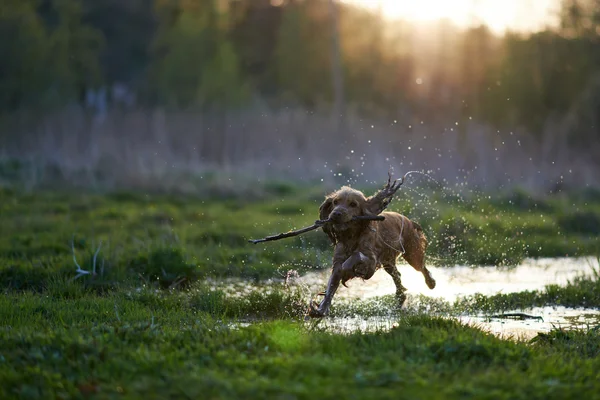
[349,202,358,208]
[333,199,339,205]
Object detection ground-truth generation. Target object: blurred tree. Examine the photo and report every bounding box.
[427,21,461,113]
[340,6,413,117]
[0,0,103,110]
[150,0,248,108]
[198,39,249,108]
[273,0,332,108]
[45,0,104,102]
[0,0,50,110]
[2,0,600,153]
[149,0,249,167]
[557,0,600,146]
[560,0,600,38]
[479,0,600,136]
[273,0,415,117]
[481,32,557,133]
[230,0,283,96]
[459,25,498,119]
[329,0,345,130]
[80,0,156,90]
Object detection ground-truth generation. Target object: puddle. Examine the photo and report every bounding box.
[296,257,599,302]
[295,257,600,339]
[301,306,600,341]
[222,257,600,340]
[458,306,600,340]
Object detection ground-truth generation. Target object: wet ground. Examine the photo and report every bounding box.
[297,257,599,301]
[218,257,600,339]
[458,307,600,340]
[295,257,600,339]
[302,307,600,340]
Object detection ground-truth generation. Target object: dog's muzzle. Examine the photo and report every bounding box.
[329,209,351,223]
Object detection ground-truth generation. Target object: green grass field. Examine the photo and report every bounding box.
[2,289,600,399]
[2,184,599,289]
[1,185,600,399]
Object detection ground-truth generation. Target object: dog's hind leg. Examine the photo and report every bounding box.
[421,267,436,290]
[403,249,436,290]
[402,228,436,290]
[383,264,407,307]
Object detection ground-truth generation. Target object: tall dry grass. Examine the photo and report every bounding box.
[0,105,598,193]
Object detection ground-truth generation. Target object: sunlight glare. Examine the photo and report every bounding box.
[344,0,558,33]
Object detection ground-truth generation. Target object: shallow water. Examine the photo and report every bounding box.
[296,257,599,302]
[295,257,600,340]
[222,257,600,340]
[458,306,600,340]
[303,306,600,341]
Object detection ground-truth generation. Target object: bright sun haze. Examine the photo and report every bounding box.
[344,0,559,33]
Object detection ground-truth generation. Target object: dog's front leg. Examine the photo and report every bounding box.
[341,252,367,274]
[341,250,377,280]
[308,262,343,318]
[308,250,373,318]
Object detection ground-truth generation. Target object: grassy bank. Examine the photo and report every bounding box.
[1,182,599,399]
[1,185,599,291]
[2,270,599,398]
[2,262,600,399]
[1,287,599,399]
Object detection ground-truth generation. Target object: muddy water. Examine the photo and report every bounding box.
[296,257,600,340]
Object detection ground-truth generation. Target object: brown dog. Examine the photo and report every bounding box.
[308,185,436,317]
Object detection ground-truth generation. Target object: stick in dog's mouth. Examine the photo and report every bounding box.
[248,215,385,244]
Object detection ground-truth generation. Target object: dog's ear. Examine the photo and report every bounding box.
[358,197,371,217]
[363,194,382,217]
[363,196,379,217]
[319,197,333,221]
[319,197,337,245]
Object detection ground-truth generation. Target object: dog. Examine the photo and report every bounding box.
[308,185,436,318]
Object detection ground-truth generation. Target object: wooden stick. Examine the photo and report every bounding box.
[248,215,385,244]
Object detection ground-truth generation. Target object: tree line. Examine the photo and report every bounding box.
[1,0,599,144]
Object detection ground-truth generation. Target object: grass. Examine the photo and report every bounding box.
[328,265,600,319]
[1,289,600,399]
[1,184,599,291]
[0,186,333,290]
[1,185,600,398]
[454,268,600,314]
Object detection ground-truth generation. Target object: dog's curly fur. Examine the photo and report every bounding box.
[309,186,436,317]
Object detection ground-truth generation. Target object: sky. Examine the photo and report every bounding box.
[343,0,561,33]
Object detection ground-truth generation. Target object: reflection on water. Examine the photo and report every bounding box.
[227,257,600,340]
[301,306,600,341]
[458,306,600,340]
[297,257,599,302]
[295,257,600,340]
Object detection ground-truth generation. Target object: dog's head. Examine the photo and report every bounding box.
[319,184,395,244]
[320,186,367,224]
[319,186,371,243]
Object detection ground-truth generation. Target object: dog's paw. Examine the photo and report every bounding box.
[395,291,407,308]
[307,301,326,318]
[426,277,436,290]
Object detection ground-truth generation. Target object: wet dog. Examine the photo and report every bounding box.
[308,185,436,317]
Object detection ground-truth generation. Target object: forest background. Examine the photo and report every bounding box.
[1,0,599,193]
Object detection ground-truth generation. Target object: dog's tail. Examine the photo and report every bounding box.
[412,220,428,253]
